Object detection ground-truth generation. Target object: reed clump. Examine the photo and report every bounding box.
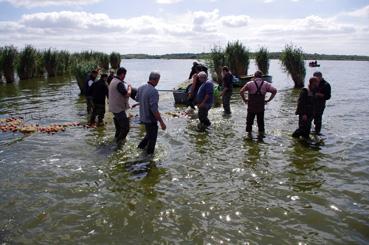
[110,52,121,69]
[280,44,306,88]
[255,47,270,75]
[225,41,250,77]
[2,45,18,83]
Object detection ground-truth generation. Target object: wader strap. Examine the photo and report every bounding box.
[254,80,264,95]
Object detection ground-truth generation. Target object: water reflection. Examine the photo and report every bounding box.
[243,140,262,165]
[287,140,325,192]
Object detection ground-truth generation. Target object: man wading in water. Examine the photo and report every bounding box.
[240,71,277,138]
[136,71,166,155]
[108,67,132,146]
[312,71,331,135]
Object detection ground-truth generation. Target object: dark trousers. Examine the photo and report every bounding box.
[138,123,158,154]
[222,91,232,114]
[198,107,211,127]
[314,106,325,134]
[246,111,265,133]
[86,96,93,114]
[292,115,313,139]
[90,103,105,124]
[113,111,130,143]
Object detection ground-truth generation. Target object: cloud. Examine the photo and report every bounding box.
[0,9,367,55]
[345,5,369,18]
[220,15,249,28]
[192,9,219,32]
[0,0,101,7]
[260,15,356,35]
[156,0,181,4]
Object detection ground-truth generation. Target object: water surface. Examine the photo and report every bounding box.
[1,59,369,244]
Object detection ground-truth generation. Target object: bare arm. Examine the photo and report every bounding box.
[154,111,166,130]
[240,84,248,103]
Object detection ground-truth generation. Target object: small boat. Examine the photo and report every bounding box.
[173,88,189,104]
[233,75,273,87]
[172,79,221,105]
[309,61,320,67]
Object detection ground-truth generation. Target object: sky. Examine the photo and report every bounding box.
[0,0,368,55]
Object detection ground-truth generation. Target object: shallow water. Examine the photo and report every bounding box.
[1,59,369,244]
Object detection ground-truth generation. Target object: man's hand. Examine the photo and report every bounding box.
[302,115,307,121]
[160,121,166,130]
[316,92,324,98]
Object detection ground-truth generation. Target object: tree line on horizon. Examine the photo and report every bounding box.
[122,52,369,61]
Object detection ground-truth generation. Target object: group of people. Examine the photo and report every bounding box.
[84,63,331,156]
[292,71,331,140]
[84,68,166,154]
[187,63,331,141]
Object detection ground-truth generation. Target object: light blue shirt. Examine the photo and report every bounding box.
[136,83,159,123]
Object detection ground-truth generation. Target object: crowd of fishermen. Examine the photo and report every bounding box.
[84,62,331,155]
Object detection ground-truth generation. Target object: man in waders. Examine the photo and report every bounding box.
[240,71,277,138]
[313,71,331,135]
[108,67,132,145]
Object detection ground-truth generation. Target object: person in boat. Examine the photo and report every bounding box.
[312,71,331,135]
[240,70,277,138]
[84,70,98,114]
[89,73,109,125]
[220,66,233,115]
[292,77,319,140]
[108,67,132,145]
[196,71,214,131]
[136,71,166,154]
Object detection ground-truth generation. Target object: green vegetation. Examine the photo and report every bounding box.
[35,51,45,77]
[17,45,37,80]
[0,47,3,81]
[44,49,58,77]
[110,52,121,69]
[225,41,250,77]
[99,53,110,71]
[56,50,71,76]
[209,46,226,82]
[280,44,306,88]
[2,46,18,83]
[255,47,270,75]
[73,61,98,95]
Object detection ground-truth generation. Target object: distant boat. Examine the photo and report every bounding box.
[309,61,320,67]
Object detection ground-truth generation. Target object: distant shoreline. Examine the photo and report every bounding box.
[122,52,369,61]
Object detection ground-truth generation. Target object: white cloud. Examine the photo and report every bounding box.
[0,0,101,7]
[156,0,181,4]
[345,5,369,18]
[220,15,249,28]
[0,9,367,55]
[260,15,355,35]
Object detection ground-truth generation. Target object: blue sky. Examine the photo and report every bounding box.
[0,0,368,55]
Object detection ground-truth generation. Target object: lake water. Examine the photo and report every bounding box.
[1,59,369,244]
